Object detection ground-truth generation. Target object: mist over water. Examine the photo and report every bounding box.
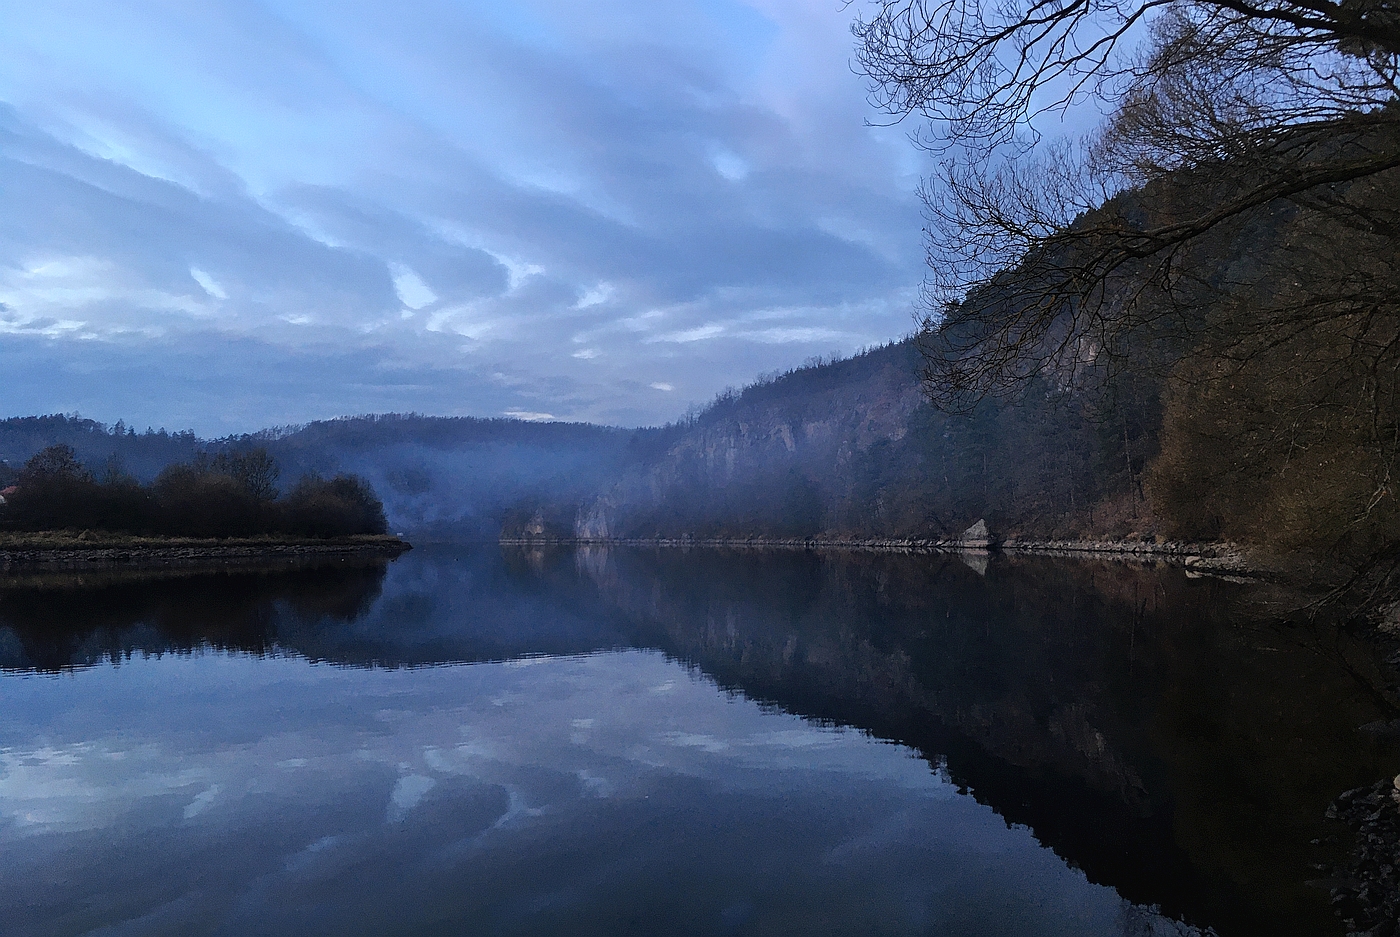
[0,546,1394,936]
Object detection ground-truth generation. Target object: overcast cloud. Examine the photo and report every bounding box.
[0,0,925,433]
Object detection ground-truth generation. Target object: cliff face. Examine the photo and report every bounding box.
[573,342,928,540]
[652,349,923,484]
[549,339,1151,542]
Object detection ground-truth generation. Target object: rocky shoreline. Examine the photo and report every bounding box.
[498,534,1256,573]
[0,535,411,571]
[1327,778,1400,937]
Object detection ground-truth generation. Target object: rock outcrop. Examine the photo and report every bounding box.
[574,500,612,540]
[961,519,992,546]
[1327,778,1400,936]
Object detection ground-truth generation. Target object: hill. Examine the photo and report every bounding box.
[504,341,1155,543]
[0,414,653,540]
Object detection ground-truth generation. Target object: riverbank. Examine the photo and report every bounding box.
[0,532,411,570]
[1327,777,1400,937]
[498,535,1259,576]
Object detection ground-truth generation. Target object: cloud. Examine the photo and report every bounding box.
[0,0,925,430]
[650,324,725,343]
[390,263,438,310]
[575,283,613,309]
[189,267,227,300]
[709,146,750,182]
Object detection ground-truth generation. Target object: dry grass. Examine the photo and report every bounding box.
[0,531,407,550]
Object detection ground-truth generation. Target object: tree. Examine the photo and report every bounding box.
[857,0,1400,583]
[4,445,100,531]
[855,0,1400,404]
[153,462,261,538]
[281,474,388,538]
[19,444,92,485]
[211,448,280,502]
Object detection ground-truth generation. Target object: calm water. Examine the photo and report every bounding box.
[0,546,1396,936]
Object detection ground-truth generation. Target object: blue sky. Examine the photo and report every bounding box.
[0,0,927,433]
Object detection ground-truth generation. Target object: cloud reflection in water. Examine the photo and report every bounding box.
[0,647,1164,936]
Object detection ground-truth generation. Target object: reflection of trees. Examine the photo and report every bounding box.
[559,546,1397,937]
[0,560,387,672]
[8,544,1395,936]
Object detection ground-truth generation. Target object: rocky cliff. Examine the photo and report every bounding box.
[531,338,1152,543]
[569,342,935,540]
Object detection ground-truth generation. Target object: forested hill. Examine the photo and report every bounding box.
[0,414,650,540]
[506,340,1157,544]
[0,416,206,481]
[0,236,1369,554]
[261,415,648,539]
[1,343,1159,545]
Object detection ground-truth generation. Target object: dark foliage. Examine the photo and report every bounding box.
[0,445,387,539]
[281,474,388,537]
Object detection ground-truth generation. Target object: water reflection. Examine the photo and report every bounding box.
[0,545,1394,936]
[0,562,387,672]
[547,546,1400,937]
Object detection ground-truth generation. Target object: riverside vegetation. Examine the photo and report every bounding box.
[0,443,388,540]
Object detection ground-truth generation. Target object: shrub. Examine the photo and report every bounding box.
[0,446,389,539]
[153,464,263,538]
[280,474,388,538]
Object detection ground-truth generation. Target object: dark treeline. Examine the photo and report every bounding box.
[260,412,634,454]
[0,444,387,538]
[0,412,637,481]
[0,415,205,482]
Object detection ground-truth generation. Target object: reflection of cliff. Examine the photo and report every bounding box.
[557,546,1399,937]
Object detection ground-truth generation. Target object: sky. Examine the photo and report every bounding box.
[0,0,928,434]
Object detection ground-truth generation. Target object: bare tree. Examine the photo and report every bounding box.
[855,0,1400,405]
[856,0,1400,599]
[212,448,281,502]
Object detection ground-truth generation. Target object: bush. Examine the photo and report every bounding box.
[0,446,389,539]
[153,464,263,538]
[3,444,102,531]
[280,474,388,538]
[1148,312,1400,564]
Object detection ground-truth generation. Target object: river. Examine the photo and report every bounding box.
[0,545,1395,936]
